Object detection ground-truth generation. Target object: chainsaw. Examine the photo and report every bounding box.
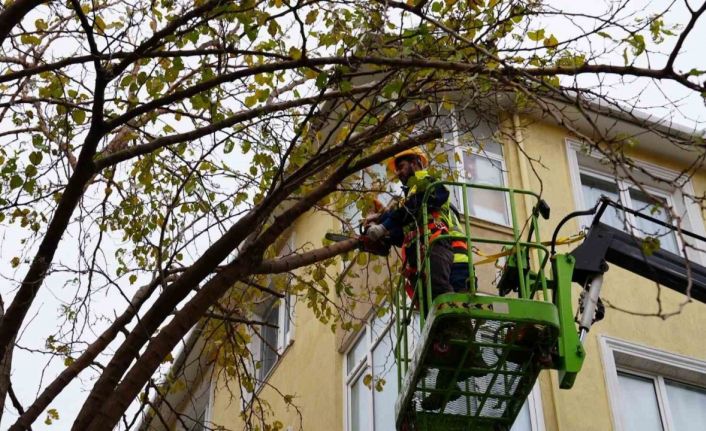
[325,225,391,257]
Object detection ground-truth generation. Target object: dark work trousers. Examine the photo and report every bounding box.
[412,239,477,406]
[409,238,470,317]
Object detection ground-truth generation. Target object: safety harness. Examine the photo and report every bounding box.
[398,170,468,298]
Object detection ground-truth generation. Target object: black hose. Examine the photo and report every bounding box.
[550,203,600,256]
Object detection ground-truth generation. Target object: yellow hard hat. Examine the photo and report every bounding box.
[386,148,429,173]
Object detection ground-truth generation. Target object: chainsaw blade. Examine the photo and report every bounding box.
[325,233,356,242]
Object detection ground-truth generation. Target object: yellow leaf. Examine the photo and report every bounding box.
[267,20,279,37]
[95,16,106,33]
[544,34,559,48]
[289,47,302,60]
[305,9,318,24]
[35,19,48,31]
[244,95,257,107]
[363,374,373,388]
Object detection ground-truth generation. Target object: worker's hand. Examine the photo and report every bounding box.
[363,212,382,227]
[365,224,388,241]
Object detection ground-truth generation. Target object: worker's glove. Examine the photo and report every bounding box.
[365,224,388,241]
[363,212,382,227]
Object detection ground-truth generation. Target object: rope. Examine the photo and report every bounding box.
[471,232,585,266]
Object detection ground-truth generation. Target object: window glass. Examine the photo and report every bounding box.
[617,372,664,431]
[259,304,279,379]
[463,153,509,226]
[350,373,371,431]
[347,332,368,374]
[629,189,679,254]
[580,173,624,229]
[372,331,398,431]
[665,380,706,431]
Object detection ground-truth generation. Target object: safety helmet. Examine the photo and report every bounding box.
[386,148,429,173]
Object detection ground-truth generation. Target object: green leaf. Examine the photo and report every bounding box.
[543,34,559,49]
[244,95,258,108]
[223,140,234,154]
[315,72,328,89]
[596,31,613,40]
[11,257,20,268]
[119,75,133,88]
[25,165,37,177]
[35,19,48,31]
[242,141,251,154]
[44,408,60,425]
[527,29,545,42]
[641,237,661,256]
[20,34,41,45]
[129,274,137,284]
[628,34,645,56]
[71,110,86,125]
[29,151,42,165]
[289,47,302,60]
[9,175,23,189]
[363,373,373,389]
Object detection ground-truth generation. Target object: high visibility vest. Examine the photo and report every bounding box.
[400,170,469,267]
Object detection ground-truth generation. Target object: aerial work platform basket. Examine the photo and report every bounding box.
[393,181,583,431]
[395,294,560,430]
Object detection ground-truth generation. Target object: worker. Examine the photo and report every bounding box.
[363,147,488,411]
[364,147,471,306]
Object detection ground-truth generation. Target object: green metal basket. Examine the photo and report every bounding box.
[395,294,560,431]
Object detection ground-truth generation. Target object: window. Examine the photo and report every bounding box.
[176,374,212,431]
[567,140,706,259]
[600,336,706,431]
[344,308,544,431]
[257,294,295,381]
[254,236,296,382]
[578,170,679,254]
[441,109,510,226]
[461,139,510,226]
[345,310,399,431]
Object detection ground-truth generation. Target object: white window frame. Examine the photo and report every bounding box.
[599,335,706,431]
[343,310,397,431]
[254,293,296,382]
[565,139,706,263]
[252,235,297,383]
[445,109,512,227]
[577,167,681,253]
[176,373,214,431]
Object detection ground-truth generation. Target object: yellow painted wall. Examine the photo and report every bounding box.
[208,117,706,431]
[518,117,706,431]
[211,210,346,431]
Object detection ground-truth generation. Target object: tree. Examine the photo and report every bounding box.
[0,0,704,429]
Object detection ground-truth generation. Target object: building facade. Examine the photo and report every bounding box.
[154,108,706,431]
